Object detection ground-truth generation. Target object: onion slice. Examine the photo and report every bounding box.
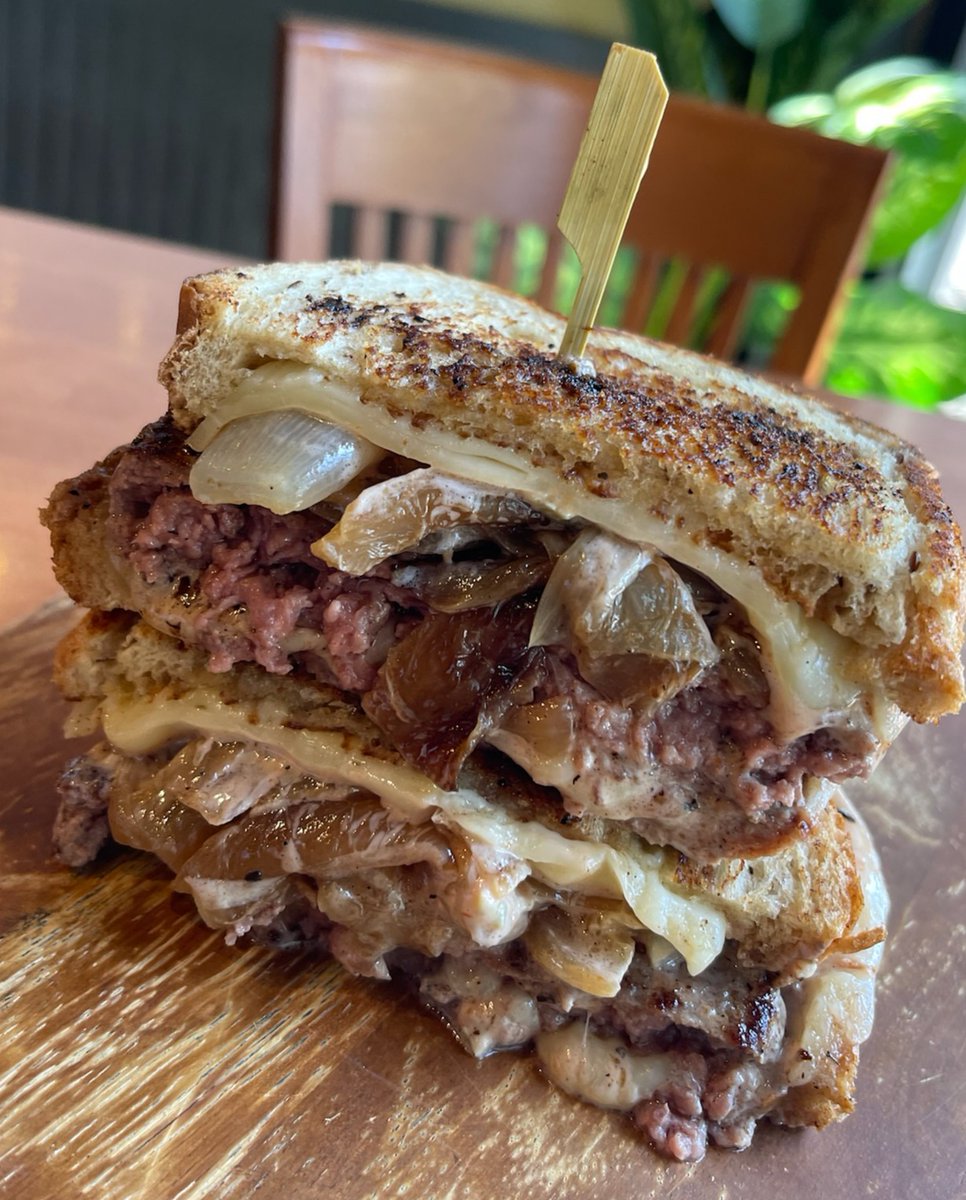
[530,529,718,705]
[392,555,553,613]
[524,907,636,998]
[188,409,382,514]
[532,529,718,664]
[312,467,541,573]
[177,796,454,883]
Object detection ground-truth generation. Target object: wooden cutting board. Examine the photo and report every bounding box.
[1,601,963,1199]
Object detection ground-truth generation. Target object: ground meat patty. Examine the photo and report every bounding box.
[52,751,114,867]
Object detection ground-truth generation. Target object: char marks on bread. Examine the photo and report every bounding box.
[161,261,965,720]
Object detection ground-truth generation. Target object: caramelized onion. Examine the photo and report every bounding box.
[178,796,453,883]
[154,738,352,826]
[109,781,213,871]
[189,409,381,514]
[580,653,704,710]
[363,597,542,788]
[530,529,718,704]
[393,555,552,613]
[312,468,541,573]
[498,696,576,760]
[183,876,296,932]
[525,907,636,998]
[716,621,769,705]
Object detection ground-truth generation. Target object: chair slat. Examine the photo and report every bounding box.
[536,228,565,309]
[315,204,334,260]
[444,219,478,277]
[621,252,662,332]
[704,275,752,360]
[663,262,703,346]
[355,206,388,261]
[490,225,517,289]
[399,213,438,266]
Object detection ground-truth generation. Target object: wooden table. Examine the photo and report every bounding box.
[0,208,232,630]
[1,207,964,1199]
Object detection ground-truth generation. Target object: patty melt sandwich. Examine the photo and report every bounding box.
[44,261,965,1161]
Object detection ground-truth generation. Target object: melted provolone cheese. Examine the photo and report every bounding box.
[101,690,725,974]
[186,363,885,727]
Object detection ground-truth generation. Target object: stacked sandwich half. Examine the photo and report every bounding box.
[44,262,965,1160]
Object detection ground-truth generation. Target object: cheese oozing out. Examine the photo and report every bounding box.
[187,362,900,741]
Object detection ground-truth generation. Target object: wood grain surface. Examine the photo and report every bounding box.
[1,600,964,1199]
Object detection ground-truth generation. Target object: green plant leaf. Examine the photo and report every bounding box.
[770,60,966,265]
[867,111,966,263]
[827,74,966,139]
[768,92,835,127]
[626,0,721,97]
[768,0,929,103]
[825,280,966,408]
[832,56,938,104]
[710,0,809,52]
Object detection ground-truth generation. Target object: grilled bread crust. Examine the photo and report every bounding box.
[158,261,965,723]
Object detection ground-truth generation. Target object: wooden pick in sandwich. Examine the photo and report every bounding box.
[557,45,669,363]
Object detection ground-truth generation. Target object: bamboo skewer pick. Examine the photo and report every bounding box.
[557,44,669,363]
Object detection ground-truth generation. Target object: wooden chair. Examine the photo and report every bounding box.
[272,20,889,384]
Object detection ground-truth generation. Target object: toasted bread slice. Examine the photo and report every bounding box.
[156,261,965,722]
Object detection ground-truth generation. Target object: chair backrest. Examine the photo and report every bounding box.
[273,20,889,384]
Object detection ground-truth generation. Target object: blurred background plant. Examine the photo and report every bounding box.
[622,0,966,408]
